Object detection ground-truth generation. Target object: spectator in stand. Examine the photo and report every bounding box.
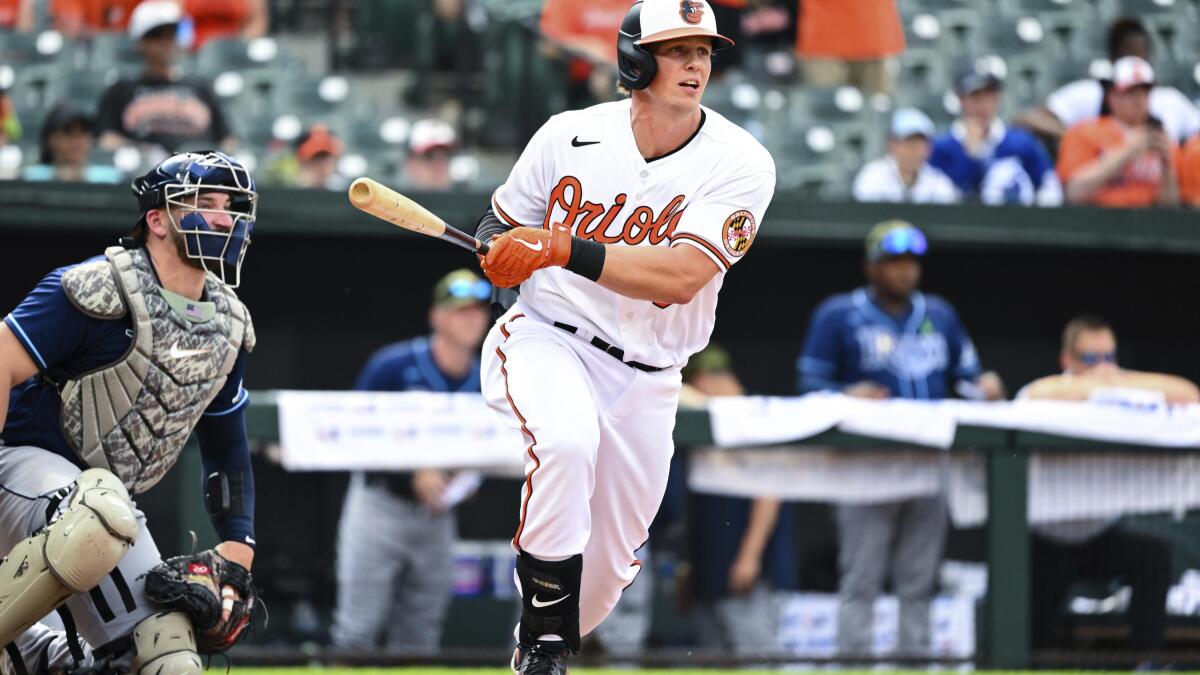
[48,0,140,37]
[1019,18,1200,145]
[797,220,1005,657]
[293,123,346,190]
[683,345,796,655]
[0,0,33,30]
[795,0,904,95]
[930,65,1062,206]
[853,107,958,204]
[22,104,122,183]
[95,0,235,157]
[1020,316,1195,665]
[0,87,18,146]
[1057,57,1180,208]
[1180,134,1200,207]
[404,119,457,192]
[539,0,628,104]
[182,0,269,51]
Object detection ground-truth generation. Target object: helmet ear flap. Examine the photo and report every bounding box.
[617,0,657,91]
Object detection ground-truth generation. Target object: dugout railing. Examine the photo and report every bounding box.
[174,393,1200,670]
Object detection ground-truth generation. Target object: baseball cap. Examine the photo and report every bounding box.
[889,107,935,139]
[866,220,928,261]
[294,124,343,161]
[955,64,1004,96]
[1110,55,1155,91]
[682,344,732,382]
[432,269,490,308]
[128,0,181,40]
[633,0,734,48]
[409,119,457,155]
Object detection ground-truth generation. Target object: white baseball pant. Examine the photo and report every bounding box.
[481,304,680,636]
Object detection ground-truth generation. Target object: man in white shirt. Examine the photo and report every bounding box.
[853,108,958,204]
[1018,17,1200,144]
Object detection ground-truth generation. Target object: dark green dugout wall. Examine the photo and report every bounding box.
[4,182,1200,395]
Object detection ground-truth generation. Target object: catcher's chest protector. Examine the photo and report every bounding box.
[59,246,256,493]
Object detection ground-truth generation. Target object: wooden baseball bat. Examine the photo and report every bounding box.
[347,177,489,255]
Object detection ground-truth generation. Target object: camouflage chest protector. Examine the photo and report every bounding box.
[58,246,255,493]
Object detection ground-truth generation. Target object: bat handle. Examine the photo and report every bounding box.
[476,239,490,256]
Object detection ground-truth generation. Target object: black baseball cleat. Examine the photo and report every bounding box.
[511,643,569,675]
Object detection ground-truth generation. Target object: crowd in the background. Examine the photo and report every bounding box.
[2,0,1198,207]
[855,16,1200,208]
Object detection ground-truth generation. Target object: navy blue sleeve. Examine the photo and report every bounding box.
[195,352,255,546]
[797,302,844,394]
[355,349,401,391]
[4,267,99,372]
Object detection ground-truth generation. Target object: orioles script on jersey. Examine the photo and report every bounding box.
[542,175,686,246]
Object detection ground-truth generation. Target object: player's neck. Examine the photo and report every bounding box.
[629,99,702,160]
[429,333,473,379]
[146,241,207,301]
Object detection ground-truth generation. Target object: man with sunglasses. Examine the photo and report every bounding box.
[0,151,259,673]
[797,219,1005,657]
[1019,315,1196,662]
[333,269,491,652]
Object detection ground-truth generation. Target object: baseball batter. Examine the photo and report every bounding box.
[0,151,260,674]
[473,1,775,671]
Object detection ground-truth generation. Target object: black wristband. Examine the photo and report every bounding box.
[565,237,606,281]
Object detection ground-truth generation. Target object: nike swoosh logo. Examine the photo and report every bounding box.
[165,344,212,360]
[515,238,544,252]
[531,593,570,608]
[571,137,600,147]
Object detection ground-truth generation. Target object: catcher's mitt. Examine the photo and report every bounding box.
[143,550,257,653]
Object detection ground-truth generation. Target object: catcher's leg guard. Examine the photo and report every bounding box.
[0,469,138,646]
[130,612,201,675]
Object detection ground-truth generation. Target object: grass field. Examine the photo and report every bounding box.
[234,669,1118,675]
[236,662,1123,667]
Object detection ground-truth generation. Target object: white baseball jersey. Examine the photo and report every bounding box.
[852,156,959,204]
[1046,78,1200,143]
[491,99,776,369]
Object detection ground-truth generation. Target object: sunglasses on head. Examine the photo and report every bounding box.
[447,278,491,301]
[879,227,928,257]
[1076,351,1116,366]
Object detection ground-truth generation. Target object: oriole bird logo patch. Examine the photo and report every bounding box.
[680,0,704,24]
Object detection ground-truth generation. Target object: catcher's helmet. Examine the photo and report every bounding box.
[617,0,735,91]
[130,151,257,287]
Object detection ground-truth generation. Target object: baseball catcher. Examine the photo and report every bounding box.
[0,151,260,674]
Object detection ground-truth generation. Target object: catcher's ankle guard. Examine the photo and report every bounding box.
[516,552,582,654]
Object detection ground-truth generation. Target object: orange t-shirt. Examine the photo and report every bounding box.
[184,0,251,50]
[0,0,19,28]
[797,0,905,60]
[1058,116,1181,208]
[539,0,630,65]
[1180,135,1200,207]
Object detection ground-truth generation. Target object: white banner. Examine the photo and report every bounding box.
[276,390,526,471]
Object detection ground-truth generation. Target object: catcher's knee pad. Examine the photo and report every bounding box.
[0,469,137,647]
[131,611,202,675]
[516,552,582,654]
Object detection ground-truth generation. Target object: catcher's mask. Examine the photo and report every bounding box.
[131,151,257,288]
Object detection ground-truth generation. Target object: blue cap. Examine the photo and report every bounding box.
[889,107,936,139]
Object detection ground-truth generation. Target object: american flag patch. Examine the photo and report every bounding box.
[185,303,204,319]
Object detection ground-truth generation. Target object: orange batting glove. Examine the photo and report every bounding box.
[481,223,572,288]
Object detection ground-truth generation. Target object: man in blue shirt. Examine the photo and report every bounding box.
[930,64,1062,206]
[0,151,259,674]
[796,220,1004,657]
[332,269,491,651]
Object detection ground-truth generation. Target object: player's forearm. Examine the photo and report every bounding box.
[736,497,781,561]
[1119,371,1200,403]
[596,245,715,305]
[1066,150,1135,203]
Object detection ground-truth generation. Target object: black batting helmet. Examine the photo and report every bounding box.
[617,0,734,91]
